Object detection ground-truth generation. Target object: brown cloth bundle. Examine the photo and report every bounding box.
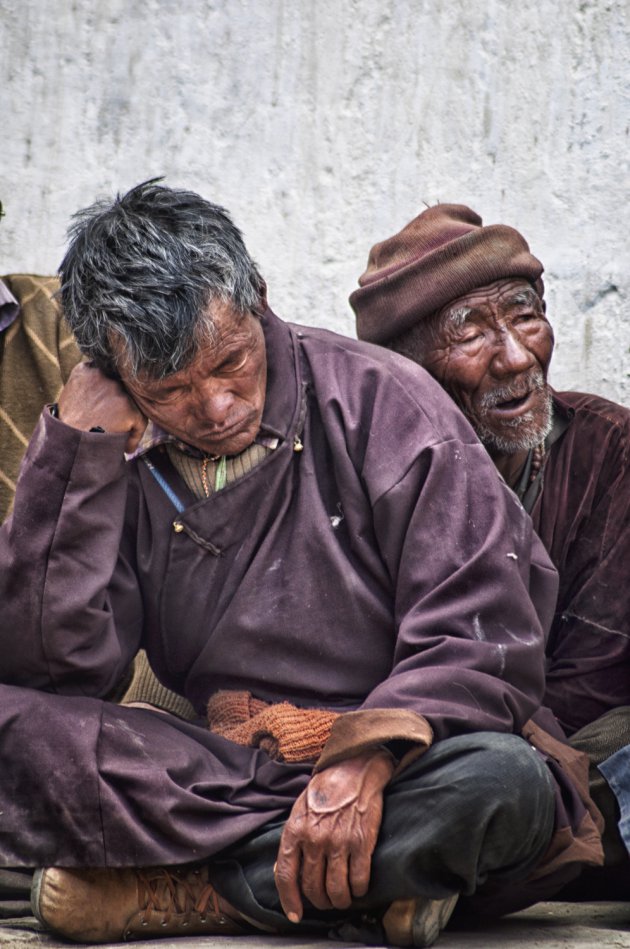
[207,690,340,762]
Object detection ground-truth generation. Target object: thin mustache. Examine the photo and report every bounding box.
[479,370,546,412]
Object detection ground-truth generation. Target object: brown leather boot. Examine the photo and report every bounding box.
[31,863,253,943]
[381,893,459,947]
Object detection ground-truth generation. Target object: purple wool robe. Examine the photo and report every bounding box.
[532,391,630,736]
[0,309,589,874]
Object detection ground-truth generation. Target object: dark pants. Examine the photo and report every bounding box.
[209,732,556,936]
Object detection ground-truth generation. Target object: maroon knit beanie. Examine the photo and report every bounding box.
[350,204,544,345]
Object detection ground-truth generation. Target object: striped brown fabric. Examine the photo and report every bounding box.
[0,274,82,520]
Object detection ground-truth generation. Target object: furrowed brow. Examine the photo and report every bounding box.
[508,288,540,307]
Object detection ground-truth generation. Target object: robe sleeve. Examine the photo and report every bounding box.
[317,431,559,766]
[0,410,143,696]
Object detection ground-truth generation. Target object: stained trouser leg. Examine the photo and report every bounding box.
[209,731,556,935]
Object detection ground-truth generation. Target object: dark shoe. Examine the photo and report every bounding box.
[382,893,459,947]
[31,864,250,943]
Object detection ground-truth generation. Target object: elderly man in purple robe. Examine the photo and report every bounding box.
[350,203,630,884]
[0,184,603,947]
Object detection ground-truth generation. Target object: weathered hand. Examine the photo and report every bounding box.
[274,749,394,923]
[58,363,147,454]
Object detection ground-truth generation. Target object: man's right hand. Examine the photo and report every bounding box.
[274,749,394,923]
[57,363,148,454]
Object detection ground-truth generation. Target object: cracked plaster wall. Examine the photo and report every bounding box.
[1,0,629,401]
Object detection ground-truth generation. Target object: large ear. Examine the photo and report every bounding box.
[255,278,268,315]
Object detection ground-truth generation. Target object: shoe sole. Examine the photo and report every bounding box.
[29,868,76,938]
[30,869,46,925]
[412,893,459,947]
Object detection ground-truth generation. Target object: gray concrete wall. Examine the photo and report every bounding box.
[1,0,629,401]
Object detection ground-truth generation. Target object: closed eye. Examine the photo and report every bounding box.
[142,387,184,406]
[457,330,484,345]
[514,310,544,326]
[216,349,250,374]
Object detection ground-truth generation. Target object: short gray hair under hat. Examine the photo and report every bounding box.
[350,204,544,345]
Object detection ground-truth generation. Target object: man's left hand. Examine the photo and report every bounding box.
[274,748,394,923]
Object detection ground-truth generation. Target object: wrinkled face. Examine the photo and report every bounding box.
[422,279,555,454]
[121,300,267,457]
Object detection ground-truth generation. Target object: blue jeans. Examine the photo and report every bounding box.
[209,731,556,935]
[599,745,630,858]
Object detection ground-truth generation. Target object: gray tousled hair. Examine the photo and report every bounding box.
[59,179,265,379]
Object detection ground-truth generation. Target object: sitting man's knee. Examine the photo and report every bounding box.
[415,731,556,842]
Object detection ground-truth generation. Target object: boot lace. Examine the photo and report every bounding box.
[136,866,220,928]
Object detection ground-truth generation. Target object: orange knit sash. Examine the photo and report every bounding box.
[207,690,340,762]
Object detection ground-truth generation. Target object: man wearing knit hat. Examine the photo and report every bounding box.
[351,204,630,879]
